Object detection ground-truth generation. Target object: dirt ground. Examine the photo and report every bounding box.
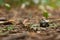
[0,26,59,40]
[0,7,60,40]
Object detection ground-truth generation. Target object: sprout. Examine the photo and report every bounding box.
[5,3,10,7]
[4,3,11,10]
[43,11,49,19]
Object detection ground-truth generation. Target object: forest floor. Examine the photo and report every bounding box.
[0,8,60,40]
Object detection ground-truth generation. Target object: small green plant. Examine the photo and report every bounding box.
[43,11,49,19]
[39,5,49,19]
[4,3,11,10]
[6,25,14,31]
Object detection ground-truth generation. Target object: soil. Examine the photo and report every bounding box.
[0,7,60,40]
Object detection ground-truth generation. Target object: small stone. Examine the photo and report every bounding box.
[37,31,40,33]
